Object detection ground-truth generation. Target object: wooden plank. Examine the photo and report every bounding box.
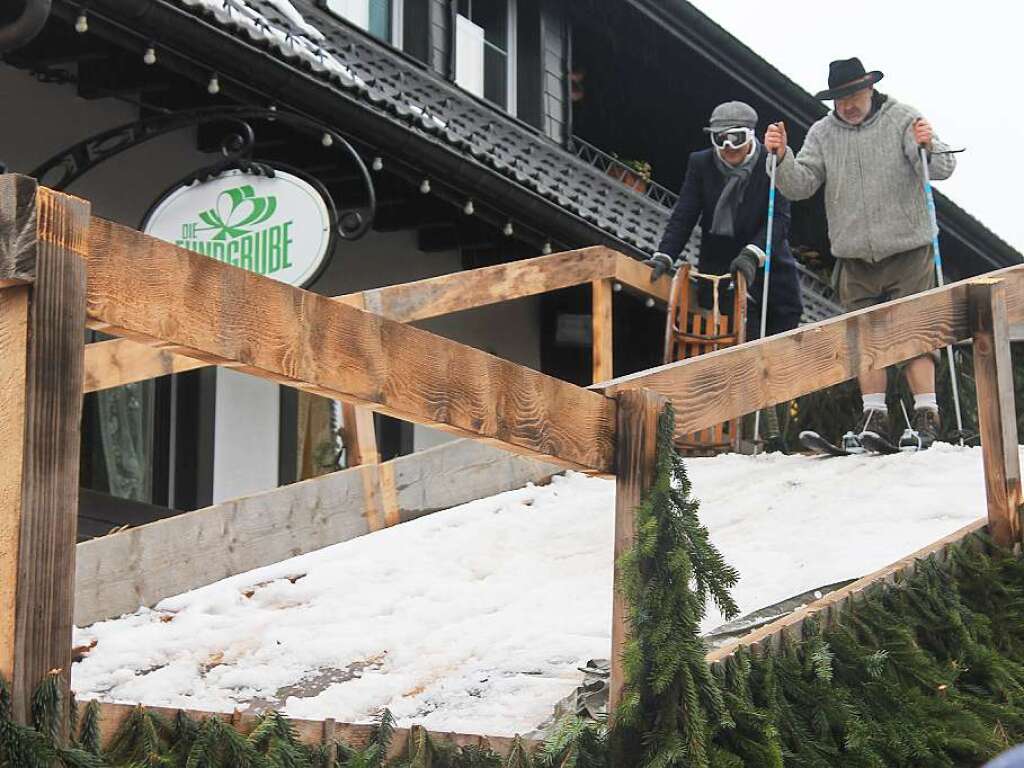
[609,389,668,717]
[83,216,616,473]
[969,279,1023,547]
[705,517,988,665]
[0,178,89,728]
[591,278,613,383]
[0,286,29,690]
[341,403,380,466]
[90,701,537,758]
[75,439,562,626]
[83,338,208,392]
[351,246,615,322]
[598,266,1024,439]
[612,251,673,304]
[81,249,670,394]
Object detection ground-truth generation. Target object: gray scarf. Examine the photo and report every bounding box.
[710,142,758,238]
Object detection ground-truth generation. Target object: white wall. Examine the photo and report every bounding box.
[212,369,280,503]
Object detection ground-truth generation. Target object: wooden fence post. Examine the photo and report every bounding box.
[341,403,380,467]
[968,279,1023,548]
[592,278,613,383]
[608,388,667,717]
[0,175,88,729]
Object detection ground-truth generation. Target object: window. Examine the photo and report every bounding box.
[321,0,402,45]
[455,0,515,112]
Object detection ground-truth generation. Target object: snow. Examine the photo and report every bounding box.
[174,0,448,131]
[72,445,996,736]
[178,0,369,89]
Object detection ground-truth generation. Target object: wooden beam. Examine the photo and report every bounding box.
[612,253,673,304]
[82,215,615,472]
[609,389,667,716]
[0,286,29,691]
[969,279,1023,547]
[81,248,672,394]
[0,178,88,729]
[83,337,208,391]
[350,246,616,322]
[706,517,988,666]
[592,278,613,383]
[598,267,1024,439]
[341,403,380,466]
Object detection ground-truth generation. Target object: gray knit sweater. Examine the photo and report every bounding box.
[771,96,956,262]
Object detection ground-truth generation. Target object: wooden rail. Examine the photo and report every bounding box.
[2,174,1023,736]
[89,700,536,758]
[82,216,617,474]
[79,244,670,477]
[596,264,1024,436]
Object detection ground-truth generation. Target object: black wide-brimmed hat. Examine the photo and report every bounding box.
[814,57,884,100]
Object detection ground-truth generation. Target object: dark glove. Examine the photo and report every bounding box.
[643,252,675,282]
[729,244,766,288]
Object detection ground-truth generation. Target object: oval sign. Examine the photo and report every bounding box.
[142,168,333,288]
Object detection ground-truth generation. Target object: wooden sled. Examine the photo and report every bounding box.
[662,264,748,455]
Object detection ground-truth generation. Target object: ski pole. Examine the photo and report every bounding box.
[752,151,778,454]
[919,145,965,444]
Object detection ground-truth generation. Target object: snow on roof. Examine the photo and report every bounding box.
[72,445,993,736]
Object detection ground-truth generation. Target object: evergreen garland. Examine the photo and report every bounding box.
[613,403,741,768]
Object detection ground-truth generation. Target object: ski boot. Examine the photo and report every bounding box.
[842,408,893,454]
[898,408,941,452]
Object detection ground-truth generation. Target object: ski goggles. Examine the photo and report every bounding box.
[710,127,754,150]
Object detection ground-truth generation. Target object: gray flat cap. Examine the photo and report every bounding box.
[704,101,758,132]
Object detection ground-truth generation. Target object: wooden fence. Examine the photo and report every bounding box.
[1,174,1022,741]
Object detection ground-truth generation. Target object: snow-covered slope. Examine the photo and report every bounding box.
[72,445,995,736]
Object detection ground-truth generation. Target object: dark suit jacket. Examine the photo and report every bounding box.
[658,144,803,335]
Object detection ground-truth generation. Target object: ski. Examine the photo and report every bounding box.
[859,432,902,455]
[799,430,854,457]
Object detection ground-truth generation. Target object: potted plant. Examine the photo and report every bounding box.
[608,156,652,194]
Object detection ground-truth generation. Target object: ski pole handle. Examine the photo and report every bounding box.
[919,146,943,287]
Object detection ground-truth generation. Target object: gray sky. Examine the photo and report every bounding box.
[688,0,1023,253]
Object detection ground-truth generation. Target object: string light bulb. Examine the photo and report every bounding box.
[321,132,333,147]
[541,241,552,255]
[74,10,89,33]
[143,45,156,65]
[463,199,474,216]
[371,157,383,172]
[645,297,655,308]
[612,282,623,293]
[207,73,220,95]
[503,221,514,237]
[419,178,431,194]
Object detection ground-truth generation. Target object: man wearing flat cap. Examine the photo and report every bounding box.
[764,57,958,452]
[649,100,803,452]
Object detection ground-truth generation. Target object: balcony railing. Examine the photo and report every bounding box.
[567,135,679,208]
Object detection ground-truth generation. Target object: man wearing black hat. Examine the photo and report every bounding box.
[764,58,957,452]
[649,100,804,451]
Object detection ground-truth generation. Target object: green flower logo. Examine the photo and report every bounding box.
[197,185,277,240]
